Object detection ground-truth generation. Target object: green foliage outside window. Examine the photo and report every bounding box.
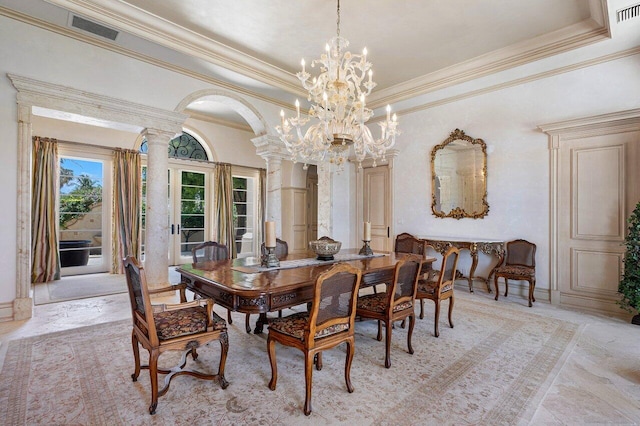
[59,167,102,230]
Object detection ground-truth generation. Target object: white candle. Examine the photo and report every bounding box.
[301,58,305,73]
[280,110,285,129]
[368,69,373,83]
[295,99,300,119]
[265,221,276,248]
[364,222,371,241]
[386,105,391,122]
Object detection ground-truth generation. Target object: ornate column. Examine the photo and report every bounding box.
[252,135,288,237]
[14,105,33,320]
[144,129,174,287]
[317,162,332,237]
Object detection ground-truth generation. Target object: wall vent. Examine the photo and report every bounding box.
[71,15,119,40]
[617,3,640,22]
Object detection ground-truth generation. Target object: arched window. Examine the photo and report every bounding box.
[140,131,208,161]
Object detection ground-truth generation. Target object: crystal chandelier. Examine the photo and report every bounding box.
[276,0,399,169]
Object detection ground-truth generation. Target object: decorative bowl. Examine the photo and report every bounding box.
[309,238,342,261]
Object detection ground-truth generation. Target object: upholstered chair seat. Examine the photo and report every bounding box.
[154,308,226,340]
[357,293,413,313]
[495,265,535,277]
[417,279,454,296]
[268,312,350,340]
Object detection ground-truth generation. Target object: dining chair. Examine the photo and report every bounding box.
[493,239,537,307]
[356,255,422,368]
[394,232,425,256]
[242,238,290,333]
[123,256,229,415]
[266,262,362,416]
[191,241,233,324]
[415,246,460,337]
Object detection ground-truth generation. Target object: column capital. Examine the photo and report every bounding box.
[143,128,180,144]
[251,134,291,161]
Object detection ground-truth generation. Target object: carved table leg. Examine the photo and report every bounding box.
[254,313,268,334]
[468,246,479,293]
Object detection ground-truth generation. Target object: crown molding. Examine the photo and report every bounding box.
[43,0,304,96]
[368,19,610,108]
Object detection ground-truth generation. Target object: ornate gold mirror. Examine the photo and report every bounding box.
[431,129,488,219]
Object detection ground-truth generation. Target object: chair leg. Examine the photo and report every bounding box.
[131,331,141,382]
[227,309,233,325]
[245,314,252,333]
[148,349,160,415]
[532,278,536,303]
[494,275,500,301]
[407,314,415,355]
[344,340,355,393]
[419,299,425,319]
[315,352,323,371]
[267,337,278,391]
[218,332,230,389]
[528,279,534,307]
[433,299,441,338]
[304,351,314,416]
[504,279,509,297]
[448,295,454,329]
[384,319,393,368]
[376,320,383,341]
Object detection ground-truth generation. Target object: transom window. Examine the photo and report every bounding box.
[140,131,208,160]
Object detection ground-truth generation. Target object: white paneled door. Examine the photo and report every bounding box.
[363,165,391,252]
[558,130,640,313]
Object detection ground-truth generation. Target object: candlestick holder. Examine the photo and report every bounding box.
[359,240,373,256]
[261,246,280,268]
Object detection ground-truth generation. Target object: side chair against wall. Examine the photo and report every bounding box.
[191,241,233,324]
[266,263,362,416]
[356,255,422,368]
[123,256,229,415]
[241,238,291,333]
[493,239,537,307]
[415,246,461,337]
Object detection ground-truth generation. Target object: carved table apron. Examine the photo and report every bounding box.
[178,249,435,333]
[421,238,505,293]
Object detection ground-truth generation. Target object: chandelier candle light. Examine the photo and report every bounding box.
[276,0,400,170]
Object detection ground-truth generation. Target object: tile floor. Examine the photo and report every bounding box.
[1,276,640,424]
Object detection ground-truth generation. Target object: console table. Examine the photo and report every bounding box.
[420,238,505,293]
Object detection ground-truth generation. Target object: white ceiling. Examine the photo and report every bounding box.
[0,0,617,126]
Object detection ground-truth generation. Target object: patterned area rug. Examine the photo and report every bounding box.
[0,292,580,425]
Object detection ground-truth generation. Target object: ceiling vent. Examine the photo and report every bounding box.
[617,3,640,22]
[70,15,119,41]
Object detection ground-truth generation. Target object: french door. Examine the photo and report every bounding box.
[142,163,211,266]
[58,149,111,276]
[169,165,211,265]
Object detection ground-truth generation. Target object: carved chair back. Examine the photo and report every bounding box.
[192,241,230,263]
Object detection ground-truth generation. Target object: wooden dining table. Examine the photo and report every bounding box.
[177,249,436,333]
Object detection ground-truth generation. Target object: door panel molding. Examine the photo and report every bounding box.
[540,108,640,316]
